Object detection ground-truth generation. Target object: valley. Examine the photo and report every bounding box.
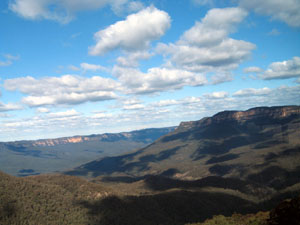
[0,127,175,176]
[1,106,300,225]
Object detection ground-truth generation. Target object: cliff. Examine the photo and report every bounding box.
[178,105,300,129]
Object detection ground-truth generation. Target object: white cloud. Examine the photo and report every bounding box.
[48,109,80,118]
[2,85,299,141]
[261,56,300,80]
[233,87,271,97]
[179,7,248,47]
[243,66,263,73]
[0,113,11,118]
[127,1,144,12]
[0,54,19,67]
[210,73,233,84]
[191,0,213,6]
[204,91,228,99]
[68,65,80,71]
[37,107,50,113]
[113,66,207,94]
[117,51,153,67]
[4,75,120,107]
[151,99,180,107]
[4,54,20,60]
[9,0,141,23]
[80,62,107,72]
[112,98,145,110]
[240,0,300,27]
[0,61,11,67]
[123,103,144,110]
[0,102,22,112]
[89,6,171,55]
[157,7,255,74]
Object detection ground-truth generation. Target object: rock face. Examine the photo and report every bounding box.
[3,127,176,148]
[179,106,300,129]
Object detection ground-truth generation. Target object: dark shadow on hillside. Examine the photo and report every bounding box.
[100,169,180,184]
[194,135,255,157]
[4,144,58,159]
[209,164,242,176]
[0,197,17,222]
[206,153,239,164]
[247,166,300,190]
[161,131,191,142]
[142,175,269,196]
[5,144,43,157]
[65,146,183,177]
[264,147,300,161]
[77,190,258,225]
[170,117,297,159]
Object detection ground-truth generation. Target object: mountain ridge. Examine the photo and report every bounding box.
[178,105,300,130]
[66,105,300,187]
[1,127,176,147]
[0,127,176,176]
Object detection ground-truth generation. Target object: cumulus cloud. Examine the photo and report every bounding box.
[127,1,144,12]
[243,66,263,73]
[68,65,80,71]
[36,107,50,113]
[47,109,80,118]
[0,102,22,112]
[89,6,171,55]
[179,7,248,47]
[157,7,255,74]
[118,98,145,110]
[233,87,271,97]
[9,0,144,23]
[117,51,153,67]
[240,0,300,27]
[2,84,300,141]
[191,0,213,6]
[113,66,207,94]
[203,91,229,99]
[4,75,120,107]
[210,73,233,84]
[261,56,300,80]
[80,63,107,72]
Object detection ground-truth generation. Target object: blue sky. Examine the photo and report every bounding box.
[0,0,299,141]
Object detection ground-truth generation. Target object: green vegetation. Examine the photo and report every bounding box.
[1,170,300,225]
[1,106,300,224]
[187,212,269,225]
[0,171,108,224]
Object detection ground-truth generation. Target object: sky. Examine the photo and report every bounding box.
[0,0,300,141]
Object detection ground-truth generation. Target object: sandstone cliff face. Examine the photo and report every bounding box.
[179,106,300,130]
[4,127,175,147]
[32,136,87,146]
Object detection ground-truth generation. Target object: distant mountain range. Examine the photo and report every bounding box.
[67,106,300,192]
[0,127,175,176]
[1,105,300,225]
